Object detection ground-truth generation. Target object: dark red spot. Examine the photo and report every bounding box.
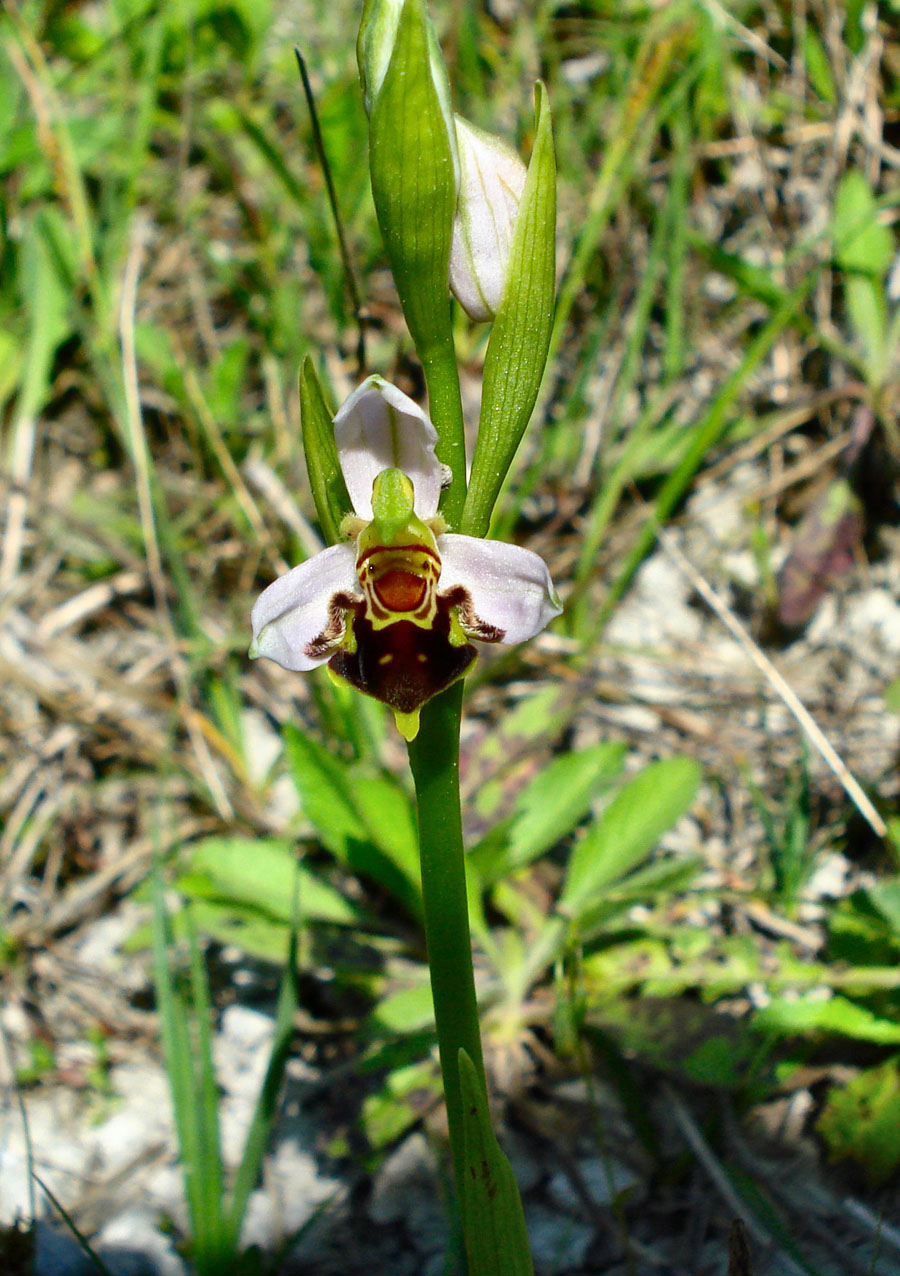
[374,569,426,613]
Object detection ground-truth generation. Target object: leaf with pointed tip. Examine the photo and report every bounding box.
[299,356,350,544]
[561,756,701,918]
[368,0,456,363]
[463,83,556,537]
[458,1050,533,1276]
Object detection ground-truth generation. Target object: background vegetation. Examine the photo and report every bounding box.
[3,0,900,1271]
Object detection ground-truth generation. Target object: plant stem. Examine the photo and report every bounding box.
[421,341,467,530]
[407,680,485,1215]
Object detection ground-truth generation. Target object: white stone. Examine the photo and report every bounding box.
[96,1208,186,1276]
[547,1156,640,1213]
[526,1204,593,1273]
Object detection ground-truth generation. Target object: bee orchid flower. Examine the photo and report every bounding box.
[250,376,561,740]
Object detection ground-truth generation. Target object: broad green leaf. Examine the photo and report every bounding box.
[864,877,900,934]
[469,742,626,885]
[285,727,422,918]
[370,980,435,1035]
[299,356,349,544]
[818,1058,900,1185]
[463,83,557,537]
[361,1058,441,1150]
[459,1050,533,1276]
[833,170,894,276]
[474,686,570,765]
[352,773,422,919]
[560,757,701,917]
[164,899,295,964]
[755,995,900,1044]
[178,836,358,926]
[285,727,369,859]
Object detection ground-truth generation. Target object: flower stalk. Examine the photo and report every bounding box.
[407,682,485,1211]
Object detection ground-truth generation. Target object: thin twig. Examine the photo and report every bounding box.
[663,1085,807,1276]
[34,1174,117,1276]
[654,523,887,840]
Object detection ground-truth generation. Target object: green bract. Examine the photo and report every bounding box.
[462,84,557,538]
[366,0,458,366]
[298,356,350,545]
[358,0,456,147]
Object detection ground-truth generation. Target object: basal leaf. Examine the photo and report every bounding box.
[470,742,626,885]
[833,170,894,276]
[561,756,701,918]
[818,1058,900,1185]
[755,995,900,1044]
[178,836,358,926]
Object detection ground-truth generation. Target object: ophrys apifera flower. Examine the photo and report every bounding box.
[249,376,561,739]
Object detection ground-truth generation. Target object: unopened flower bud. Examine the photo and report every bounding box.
[449,116,528,322]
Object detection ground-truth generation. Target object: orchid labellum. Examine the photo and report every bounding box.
[250,377,561,740]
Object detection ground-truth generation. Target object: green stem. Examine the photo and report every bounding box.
[407,680,485,1214]
[422,341,467,530]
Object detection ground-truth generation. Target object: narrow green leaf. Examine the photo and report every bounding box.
[16,212,70,420]
[285,727,369,859]
[352,772,422,919]
[574,856,704,938]
[561,756,701,917]
[458,1050,534,1276]
[151,871,207,1250]
[185,915,225,1249]
[299,356,350,544]
[844,273,887,385]
[463,83,557,537]
[868,876,900,932]
[227,925,301,1244]
[804,27,836,103]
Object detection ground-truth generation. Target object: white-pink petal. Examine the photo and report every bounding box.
[436,533,561,643]
[249,543,360,672]
[333,376,443,521]
[449,116,527,322]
